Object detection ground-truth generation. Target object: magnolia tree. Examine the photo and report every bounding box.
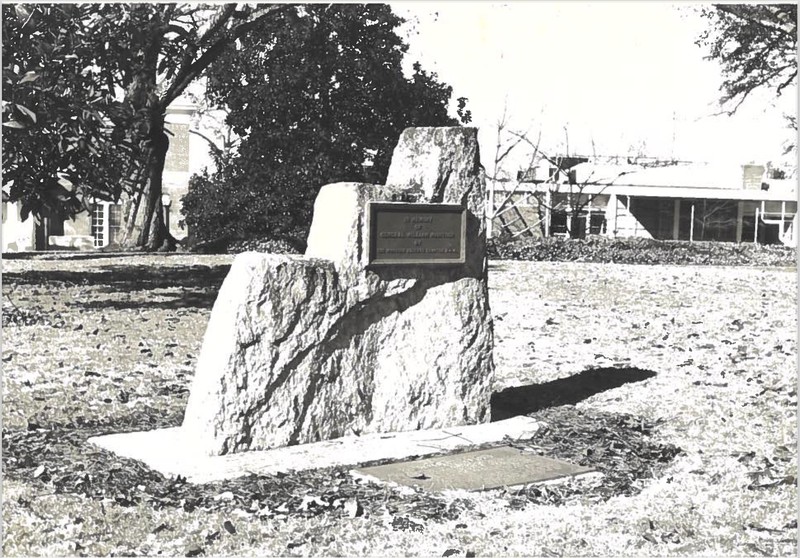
[2,3,292,251]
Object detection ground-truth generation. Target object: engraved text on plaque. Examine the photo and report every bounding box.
[367,202,466,266]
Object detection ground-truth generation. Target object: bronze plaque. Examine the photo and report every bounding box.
[355,446,595,492]
[367,202,466,266]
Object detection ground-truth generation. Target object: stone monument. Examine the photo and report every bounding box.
[181,126,494,456]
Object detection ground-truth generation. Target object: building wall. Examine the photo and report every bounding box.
[63,212,93,236]
[2,99,212,252]
[49,210,95,250]
[607,195,652,239]
[489,189,545,238]
[1,202,35,252]
[489,185,797,246]
[163,106,194,241]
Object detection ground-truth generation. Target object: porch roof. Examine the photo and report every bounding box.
[499,182,796,202]
[508,161,797,202]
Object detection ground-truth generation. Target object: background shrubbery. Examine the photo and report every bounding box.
[487,235,797,267]
[181,5,466,252]
[224,237,302,255]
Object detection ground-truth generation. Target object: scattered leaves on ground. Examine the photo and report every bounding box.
[2,254,795,557]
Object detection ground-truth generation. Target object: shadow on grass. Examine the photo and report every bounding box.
[3,265,231,289]
[4,265,232,310]
[2,252,173,261]
[491,366,657,421]
[79,291,220,311]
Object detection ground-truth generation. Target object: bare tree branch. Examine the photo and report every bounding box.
[189,128,224,159]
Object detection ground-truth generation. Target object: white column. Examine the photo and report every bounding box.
[689,203,695,242]
[754,206,759,244]
[545,189,552,237]
[101,203,110,248]
[586,205,592,236]
[566,191,571,236]
[487,180,495,238]
[609,193,618,238]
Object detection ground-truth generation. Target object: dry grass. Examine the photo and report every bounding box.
[2,255,797,557]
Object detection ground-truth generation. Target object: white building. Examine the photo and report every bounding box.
[490,158,798,246]
[2,98,214,252]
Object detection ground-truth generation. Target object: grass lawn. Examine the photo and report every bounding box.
[2,254,797,557]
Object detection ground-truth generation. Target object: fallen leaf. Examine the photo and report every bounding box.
[344,498,362,518]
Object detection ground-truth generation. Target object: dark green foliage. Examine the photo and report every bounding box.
[696,4,797,114]
[181,4,465,250]
[3,4,290,250]
[1,4,144,221]
[487,236,797,267]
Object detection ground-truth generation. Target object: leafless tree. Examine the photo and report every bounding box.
[505,128,630,239]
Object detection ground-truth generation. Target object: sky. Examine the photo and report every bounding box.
[390,2,797,173]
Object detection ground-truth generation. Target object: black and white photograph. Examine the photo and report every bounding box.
[2,2,797,556]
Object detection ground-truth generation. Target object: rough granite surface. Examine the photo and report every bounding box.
[181,127,494,455]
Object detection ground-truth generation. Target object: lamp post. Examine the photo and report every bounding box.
[162,194,172,232]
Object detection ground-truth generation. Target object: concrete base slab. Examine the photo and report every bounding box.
[88,417,541,484]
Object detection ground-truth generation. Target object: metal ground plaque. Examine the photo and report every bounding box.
[366,202,466,266]
[354,446,595,491]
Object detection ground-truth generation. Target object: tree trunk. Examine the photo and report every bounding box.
[119,121,176,252]
[116,20,176,252]
[137,129,175,251]
[569,212,583,239]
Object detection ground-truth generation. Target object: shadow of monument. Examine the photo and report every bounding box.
[490,366,657,421]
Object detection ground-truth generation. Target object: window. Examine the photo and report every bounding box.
[696,200,738,242]
[589,213,606,235]
[633,197,675,239]
[678,199,738,242]
[92,204,106,247]
[548,211,567,236]
[91,203,125,247]
[108,204,123,245]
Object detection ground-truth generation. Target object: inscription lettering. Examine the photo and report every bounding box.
[377,248,458,254]
[368,202,466,266]
[378,232,456,239]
